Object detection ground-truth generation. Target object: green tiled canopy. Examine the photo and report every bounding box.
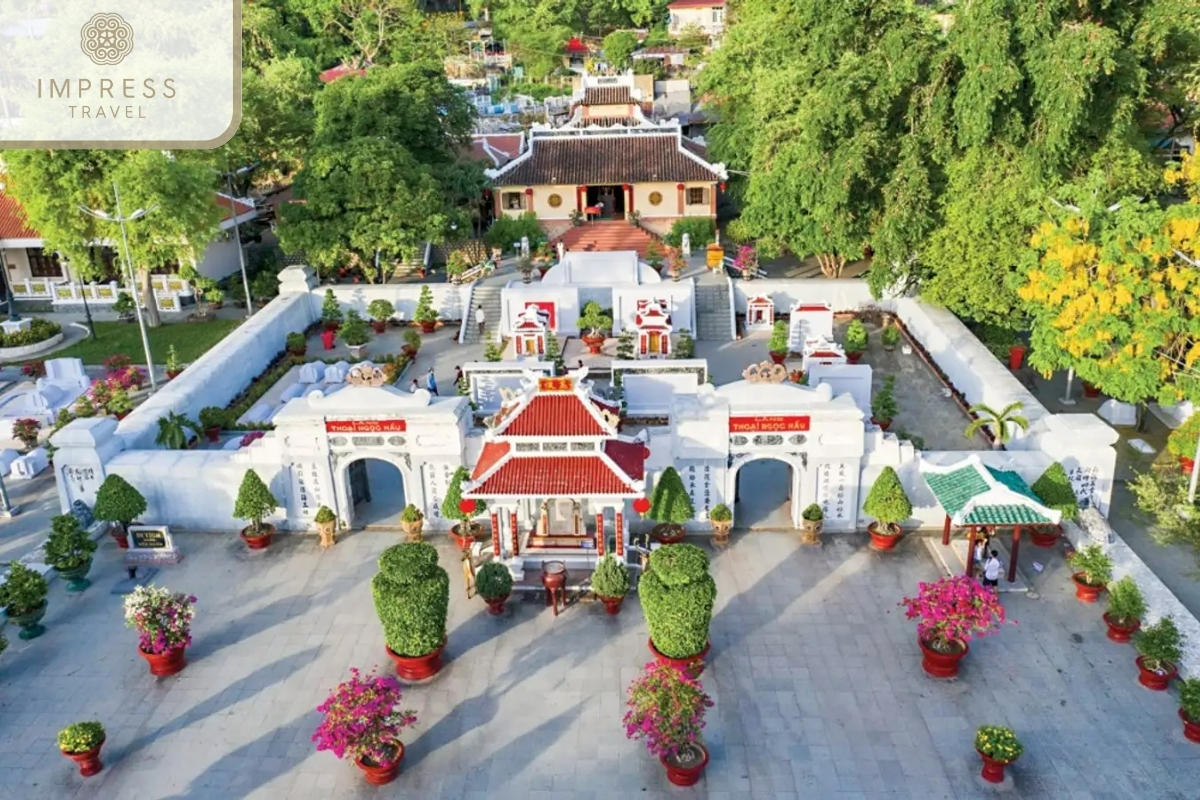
[922,461,1055,527]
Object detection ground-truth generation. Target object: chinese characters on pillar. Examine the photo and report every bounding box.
[292,463,326,518]
[1068,465,1100,509]
[683,463,718,519]
[424,463,455,520]
[817,462,851,522]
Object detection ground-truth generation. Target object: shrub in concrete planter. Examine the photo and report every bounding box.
[315,505,337,548]
[1067,544,1112,603]
[640,544,716,672]
[800,503,823,545]
[476,561,513,616]
[647,466,694,543]
[399,504,424,542]
[0,561,49,640]
[843,319,867,362]
[93,474,146,549]
[43,514,98,593]
[768,320,789,363]
[1178,678,1200,743]
[1103,576,1145,643]
[863,467,911,550]
[592,554,630,615]
[372,542,450,680]
[234,469,279,549]
[58,721,105,777]
[1134,616,1184,690]
[368,299,395,333]
[413,286,439,333]
[709,502,732,545]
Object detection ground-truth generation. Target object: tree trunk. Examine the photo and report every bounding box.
[816,252,847,279]
[140,269,161,328]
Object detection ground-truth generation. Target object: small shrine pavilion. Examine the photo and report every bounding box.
[634,300,672,357]
[920,456,1062,583]
[462,369,647,573]
[510,306,549,358]
[745,296,774,331]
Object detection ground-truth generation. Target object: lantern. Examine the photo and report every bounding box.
[458,499,477,515]
[633,497,651,515]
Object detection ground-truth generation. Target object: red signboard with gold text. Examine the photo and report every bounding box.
[729,415,810,433]
[325,420,407,433]
[538,377,575,392]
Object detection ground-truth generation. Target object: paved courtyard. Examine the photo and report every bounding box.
[1,529,1196,800]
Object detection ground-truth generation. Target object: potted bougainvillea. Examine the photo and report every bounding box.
[1134,616,1184,691]
[372,543,450,681]
[234,469,279,550]
[312,667,418,786]
[93,473,147,549]
[623,660,714,786]
[864,467,911,551]
[591,553,630,615]
[1102,576,1146,643]
[1029,462,1078,547]
[442,467,487,549]
[646,466,694,544]
[0,561,49,640]
[974,725,1022,784]
[640,544,716,675]
[43,514,98,593]
[900,575,1008,678]
[1067,544,1112,603]
[1178,677,1200,743]
[476,561,513,616]
[124,585,197,676]
[58,721,106,777]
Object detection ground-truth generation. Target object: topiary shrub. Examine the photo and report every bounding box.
[475,561,513,600]
[844,319,868,353]
[233,469,279,536]
[802,504,824,522]
[321,289,343,327]
[371,542,449,658]
[709,503,732,523]
[639,543,716,659]
[441,467,486,532]
[647,466,695,537]
[769,320,789,355]
[93,474,147,534]
[43,514,97,571]
[862,466,911,535]
[592,553,630,599]
[1030,463,1079,521]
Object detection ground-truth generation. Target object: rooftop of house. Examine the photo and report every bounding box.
[468,133,526,167]
[667,0,726,8]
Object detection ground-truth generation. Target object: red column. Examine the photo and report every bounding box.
[595,512,605,556]
[942,514,952,546]
[524,187,533,211]
[1008,526,1020,583]
[576,185,586,212]
[623,184,634,216]
[540,506,549,536]
[494,191,502,218]
[490,511,501,557]
[676,183,685,215]
[615,511,624,557]
[965,526,976,577]
[709,183,717,218]
[510,510,520,557]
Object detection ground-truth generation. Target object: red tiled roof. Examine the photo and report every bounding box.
[584,86,631,105]
[604,440,647,481]
[0,191,39,240]
[472,455,637,496]
[497,133,722,185]
[469,134,525,167]
[471,441,511,480]
[566,37,589,54]
[320,63,367,83]
[500,394,609,436]
[216,194,255,221]
[668,0,725,7]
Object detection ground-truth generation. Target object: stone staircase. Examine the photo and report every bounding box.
[462,283,504,345]
[551,220,660,257]
[694,281,734,341]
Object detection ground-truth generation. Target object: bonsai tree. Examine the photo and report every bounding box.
[441,467,487,536]
[544,332,565,373]
[0,561,49,638]
[475,561,513,600]
[43,514,98,573]
[578,301,613,337]
[402,329,422,353]
[286,332,306,355]
[844,319,868,354]
[1068,544,1112,588]
[113,291,136,321]
[862,466,912,537]
[93,474,147,536]
[1105,576,1146,630]
[1135,616,1184,674]
[314,505,336,526]
[616,329,636,360]
[340,310,370,348]
[592,553,630,600]
[321,289,343,328]
[367,299,395,325]
[413,286,438,329]
[233,469,279,537]
[647,466,695,540]
[1180,678,1200,730]
[965,401,1030,448]
[769,320,790,358]
[675,328,695,359]
[371,542,450,659]
[710,503,732,524]
[645,240,665,271]
[871,376,898,426]
[155,412,201,450]
[1030,463,1079,521]
[639,544,716,660]
[516,254,535,283]
[252,272,279,304]
[399,504,424,524]
[881,324,901,350]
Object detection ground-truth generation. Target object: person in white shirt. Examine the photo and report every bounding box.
[982,550,1003,588]
[475,304,486,338]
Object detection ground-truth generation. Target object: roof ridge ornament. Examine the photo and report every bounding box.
[742,361,788,384]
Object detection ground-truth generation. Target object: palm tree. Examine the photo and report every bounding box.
[965,402,1029,448]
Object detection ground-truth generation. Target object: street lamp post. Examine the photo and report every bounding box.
[0,468,18,517]
[223,163,257,318]
[0,243,19,322]
[80,182,159,391]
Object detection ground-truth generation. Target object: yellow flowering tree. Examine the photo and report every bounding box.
[1019,157,1200,406]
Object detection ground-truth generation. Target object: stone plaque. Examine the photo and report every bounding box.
[125,525,182,565]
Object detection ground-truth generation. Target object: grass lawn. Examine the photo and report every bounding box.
[46,319,243,365]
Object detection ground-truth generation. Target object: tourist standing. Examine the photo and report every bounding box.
[982,550,1003,588]
[425,368,438,396]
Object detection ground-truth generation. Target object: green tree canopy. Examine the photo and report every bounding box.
[602,30,639,69]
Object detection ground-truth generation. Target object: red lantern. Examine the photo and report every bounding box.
[642,447,652,460]
[633,497,651,515]
[458,499,477,515]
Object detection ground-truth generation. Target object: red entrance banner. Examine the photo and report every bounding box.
[325,419,407,433]
[538,377,574,392]
[729,415,810,433]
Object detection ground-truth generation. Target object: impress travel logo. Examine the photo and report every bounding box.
[0,2,240,148]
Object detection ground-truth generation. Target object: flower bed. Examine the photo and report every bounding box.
[0,318,63,357]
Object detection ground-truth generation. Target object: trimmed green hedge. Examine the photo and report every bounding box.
[639,543,716,658]
[371,542,450,658]
[1030,462,1079,522]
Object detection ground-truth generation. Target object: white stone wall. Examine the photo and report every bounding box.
[316,282,472,324]
[612,284,697,336]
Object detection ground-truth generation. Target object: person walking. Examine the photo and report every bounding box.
[425,367,438,396]
[475,304,486,338]
[982,550,1003,588]
[409,379,419,394]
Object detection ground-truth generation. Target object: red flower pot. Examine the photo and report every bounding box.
[114,411,129,421]
[653,524,686,544]
[977,749,1013,784]
[485,594,510,616]
[1102,612,1140,643]
[324,321,340,333]
[660,743,709,787]
[871,418,891,431]
[599,596,624,616]
[111,529,129,549]
[386,638,446,682]
[1083,382,1101,399]
[846,351,863,364]
[768,351,786,365]
[166,370,182,380]
[1136,655,1177,691]
[1180,708,1200,743]
[648,638,710,677]
[868,522,901,551]
[204,426,221,443]
[62,737,105,777]
[918,637,968,679]
[139,645,187,677]
[1182,456,1196,475]
[371,321,387,334]
[1030,527,1059,548]
[419,321,436,334]
[1008,344,1027,370]
[1072,573,1104,603]
[241,524,274,550]
[320,330,336,350]
[582,334,605,355]
[355,743,404,786]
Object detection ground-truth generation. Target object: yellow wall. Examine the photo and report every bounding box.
[497,181,717,221]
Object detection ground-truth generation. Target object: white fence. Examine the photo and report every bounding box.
[13,274,193,313]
